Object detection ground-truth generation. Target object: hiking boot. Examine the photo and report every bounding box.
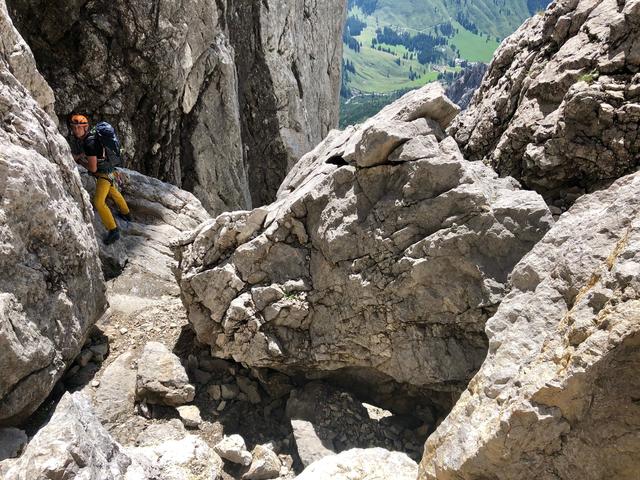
[117,212,132,222]
[104,228,120,245]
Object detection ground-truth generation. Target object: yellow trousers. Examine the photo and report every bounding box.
[94,174,129,231]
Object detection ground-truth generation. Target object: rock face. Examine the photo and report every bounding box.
[0,0,106,426]
[7,0,347,211]
[227,0,348,206]
[0,0,53,116]
[444,62,488,110]
[419,171,640,479]
[176,84,553,414]
[449,0,640,200]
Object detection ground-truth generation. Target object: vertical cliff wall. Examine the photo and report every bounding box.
[6,0,346,213]
[227,0,346,206]
[0,0,106,425]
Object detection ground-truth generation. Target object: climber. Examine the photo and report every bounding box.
[69,114,131,245]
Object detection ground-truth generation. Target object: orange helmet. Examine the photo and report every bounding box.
[70,114,89,125]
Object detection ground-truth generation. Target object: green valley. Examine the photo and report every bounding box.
[340,0,549,126]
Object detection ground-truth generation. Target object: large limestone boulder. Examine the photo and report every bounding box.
[0,392,224,480]
[419,171,640,479]
[176,84,553,413]
[7,0,347,210]
[295,448,418,480]
[0,393,134,479]
[449,0,640,201]
[0,0,106,426]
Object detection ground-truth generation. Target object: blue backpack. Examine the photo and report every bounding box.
[93,121,123,169]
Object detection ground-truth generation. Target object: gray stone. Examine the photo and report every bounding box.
[244,444,282,480]
[0,0,106,425]
[89,342,109,357]
[214,434,252,466]
[176,405,202,428]
[237,376,262,404]
[0,0,54,117]
[136,342,195,406]
[221,383,240,400]
[193,369,212,385]
[199,357,232,373]
[207,384,222,401]
[291,419,335,468]
[176,83,553,412]
[295,448,418,480]
[0,428,27,461]
[126,430,224,480]
[420,171,640,479]
[135,419,187,447]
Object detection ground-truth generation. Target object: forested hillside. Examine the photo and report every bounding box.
[340,0,550,125]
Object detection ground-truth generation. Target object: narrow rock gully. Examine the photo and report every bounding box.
[14,168,435,480]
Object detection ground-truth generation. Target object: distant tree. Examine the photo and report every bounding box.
[345,16,367,36]
[348,0,378,15]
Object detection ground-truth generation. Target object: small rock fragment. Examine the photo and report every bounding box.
[214,434,252,466]
[77,349,94,367]
[243,444,282,480]
[177,405,202,428]
[207,384,222,401]
[237,376,262,404]
[221,383,239,400]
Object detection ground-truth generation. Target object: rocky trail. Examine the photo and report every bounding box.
[1,166,431,479]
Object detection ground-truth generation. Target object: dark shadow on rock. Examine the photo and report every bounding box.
[326,155,348,166]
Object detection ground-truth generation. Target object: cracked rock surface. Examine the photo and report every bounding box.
[449,0,640,202]
[0,0,106,426]
[176,84,553,415]
[419,171,640,480]
[7,0,347,211]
